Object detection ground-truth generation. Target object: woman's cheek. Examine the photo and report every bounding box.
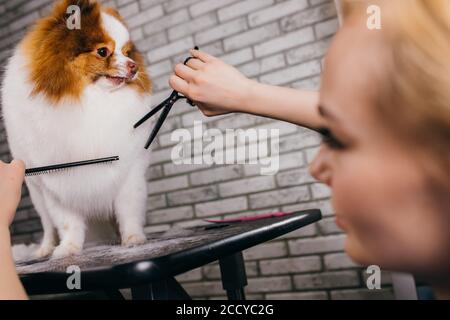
[330,162,374,230]
[329,156,437,271]
[329,161,390,266]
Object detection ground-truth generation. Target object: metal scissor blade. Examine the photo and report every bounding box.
[133,96,172,129]
[144,103,174,149]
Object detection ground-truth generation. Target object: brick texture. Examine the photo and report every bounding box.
[0,0,393,300]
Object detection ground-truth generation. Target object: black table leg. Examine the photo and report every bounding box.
[219,252,248,300]
[131,277,192,300]
[131,285,150,300]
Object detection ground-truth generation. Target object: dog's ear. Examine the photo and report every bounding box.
[51,0,100,21]
[63,0,98,9]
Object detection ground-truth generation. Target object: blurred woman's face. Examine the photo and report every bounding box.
[309,23,450,281]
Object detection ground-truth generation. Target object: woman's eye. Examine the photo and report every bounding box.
[97,47,109,58]
[323,136,346,150]
[318,128,346,150]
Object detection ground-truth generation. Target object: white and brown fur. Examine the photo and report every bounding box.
[1,0,154,258]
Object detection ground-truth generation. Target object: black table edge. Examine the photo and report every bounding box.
[21,209,322,295]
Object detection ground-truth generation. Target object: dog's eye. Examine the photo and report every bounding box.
[97,47,109,58]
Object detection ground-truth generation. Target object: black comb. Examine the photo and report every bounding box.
[25,156,120,177]
[134,47,199,149]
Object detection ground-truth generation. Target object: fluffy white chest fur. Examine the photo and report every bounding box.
[2,48,153,259]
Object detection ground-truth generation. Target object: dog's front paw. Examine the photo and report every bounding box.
[34,244,55,259]
[122,233,147,246]
[52,243,82,259]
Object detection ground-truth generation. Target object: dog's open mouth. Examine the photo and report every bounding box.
[105,75,128,86]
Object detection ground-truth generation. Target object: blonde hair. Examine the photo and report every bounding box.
[344,0,450,173]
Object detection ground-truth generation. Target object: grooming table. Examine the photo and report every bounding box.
[17,209,321,300]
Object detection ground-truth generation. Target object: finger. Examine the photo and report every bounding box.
[190,49,216,63]
[174,63,197,82]
[10,159,25,175]
[197,105,219,117]
[196,103,207,111]
[169,74,189,96]
[8,160,25,185]
[186,58,205,70]
[196,104,213,117]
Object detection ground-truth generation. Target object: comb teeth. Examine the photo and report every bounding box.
[25,156,119,177]
[25,164,114,177]
[26,170,58,177]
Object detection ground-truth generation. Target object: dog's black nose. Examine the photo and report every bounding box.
[127,61,138,74]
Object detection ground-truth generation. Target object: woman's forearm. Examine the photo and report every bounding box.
[172,50,324,129]
[0,228,27,300]
[243,81,324,130]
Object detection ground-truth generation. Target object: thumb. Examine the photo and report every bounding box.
[10,159,26,177]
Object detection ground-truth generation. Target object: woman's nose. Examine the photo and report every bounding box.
[309,146,332,186]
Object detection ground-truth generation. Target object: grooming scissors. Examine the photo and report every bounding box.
[134,47,199,149]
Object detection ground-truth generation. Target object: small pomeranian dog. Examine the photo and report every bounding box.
[1,0,154,258]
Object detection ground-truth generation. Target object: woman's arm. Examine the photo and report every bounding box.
[244,82,322,130]
[169,49,324,130]
[0,160,28,300]
[0,228,27,300]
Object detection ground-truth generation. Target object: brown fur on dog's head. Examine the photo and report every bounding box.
[22,0,151,104]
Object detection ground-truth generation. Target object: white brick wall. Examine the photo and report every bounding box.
[0,0,393,300]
